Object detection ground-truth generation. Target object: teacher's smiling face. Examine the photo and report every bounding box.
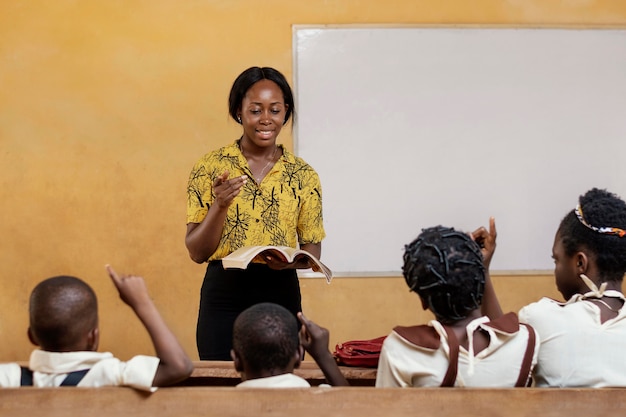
[238,79,288,149]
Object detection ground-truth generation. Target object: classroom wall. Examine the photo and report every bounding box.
[0,0,623,361]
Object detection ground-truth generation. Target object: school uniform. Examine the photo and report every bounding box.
[519,289,626,387]
[376,313,538,387]
[236,373,312,388]
[0,349,159,391]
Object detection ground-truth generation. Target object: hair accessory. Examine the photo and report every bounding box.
[575,204,626,237]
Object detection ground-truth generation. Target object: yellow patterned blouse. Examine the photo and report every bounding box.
[186,140,325,262]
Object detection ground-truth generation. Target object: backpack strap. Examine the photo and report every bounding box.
[20,367,33,386]
[20,367,90,387]
[515,323,536,387]
[60,369,90,386]
[440,326,460,387]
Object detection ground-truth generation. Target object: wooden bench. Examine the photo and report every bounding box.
[2,386,626,417]
[176,360,377,386]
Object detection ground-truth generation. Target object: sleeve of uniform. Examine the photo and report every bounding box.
[78,355,160,392]
[0,363,22,387]
[375,335,401,387]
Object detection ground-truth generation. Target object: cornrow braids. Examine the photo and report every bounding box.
[402,226,485,324]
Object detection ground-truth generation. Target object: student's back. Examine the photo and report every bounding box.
[0,266,192,390]
[376,224,538,388]
[519,188,626,387]
[231,302,348,387]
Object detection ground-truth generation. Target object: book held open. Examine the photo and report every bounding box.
[222,245,332,283]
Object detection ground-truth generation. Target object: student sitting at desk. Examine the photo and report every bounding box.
[0,266,193,390]
[376,222,539,388]
[231,302,348,387]
[519,188,626,387]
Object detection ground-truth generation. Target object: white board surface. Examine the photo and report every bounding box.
[293,26,626,274]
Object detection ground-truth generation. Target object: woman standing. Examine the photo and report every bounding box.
[186,67,325,360]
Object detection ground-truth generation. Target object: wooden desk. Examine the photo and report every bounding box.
[2,387,626,417]
[176,360,377,386]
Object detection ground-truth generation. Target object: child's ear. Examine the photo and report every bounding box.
[231,349,243,372]
[27,327,39,347]
[575,252,589,273]
[294,345,304,369]
[87,327,99,351]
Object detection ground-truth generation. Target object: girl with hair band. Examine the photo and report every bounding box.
[376,220,539,388]
[185,67,325,360]
[519,188,626,387]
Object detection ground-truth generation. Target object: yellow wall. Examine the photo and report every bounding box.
[0,1,623,361]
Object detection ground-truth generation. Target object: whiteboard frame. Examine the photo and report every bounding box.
[293,24,626,276]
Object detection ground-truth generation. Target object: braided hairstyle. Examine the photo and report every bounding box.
[402,226,485,324]
[558,188,626,283]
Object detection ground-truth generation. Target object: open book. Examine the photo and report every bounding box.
[222,245,332,283]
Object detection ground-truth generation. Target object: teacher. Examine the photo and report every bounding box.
[185,67,325,360]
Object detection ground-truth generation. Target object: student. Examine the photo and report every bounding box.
[0,265,193,390]
[519,188,626,387]
[376,221,538,388]
[231,302,348,387]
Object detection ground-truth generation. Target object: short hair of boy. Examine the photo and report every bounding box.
[29,276,98,351]
[232,303,299,373]
[403,226,485,324]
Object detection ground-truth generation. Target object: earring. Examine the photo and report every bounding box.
[237,115,242,123]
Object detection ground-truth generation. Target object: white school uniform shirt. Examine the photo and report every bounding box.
[519,284,626,388]
[376,313,538,388]
[0,349,159,391]
[236,373,313,388]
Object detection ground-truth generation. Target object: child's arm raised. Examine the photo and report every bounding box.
[471,217,503,320]
[106,265,193,387]
[297,312,349,386]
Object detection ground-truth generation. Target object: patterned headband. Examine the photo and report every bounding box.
[574,204,626,238]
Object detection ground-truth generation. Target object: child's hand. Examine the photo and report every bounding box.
[106,265,151,309]
[471,217,497,269]
[297,312,330,360]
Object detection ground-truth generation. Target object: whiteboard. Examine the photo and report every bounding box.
[293,26,626,274]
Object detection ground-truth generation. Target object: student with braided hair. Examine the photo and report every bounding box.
[376,221,538,388]
[519,188,626,387]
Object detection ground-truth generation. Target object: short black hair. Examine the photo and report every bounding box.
[228,67,295,125]
[402,226,485,324]
[29,276,98,351]
[558,188,626,282]
[232,302,299,374]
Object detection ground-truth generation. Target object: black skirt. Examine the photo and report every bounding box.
[196,261,302,360]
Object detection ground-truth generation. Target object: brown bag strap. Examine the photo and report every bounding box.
[515,323,536,387]
[441,326,460,387]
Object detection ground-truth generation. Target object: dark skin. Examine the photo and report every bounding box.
[231,313,348,386]
[27,266,193,387]
[185,78,321,266]
[426,217,502,352]
[552,232,624,323]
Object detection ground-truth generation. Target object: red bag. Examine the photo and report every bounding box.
[333,336,387,368]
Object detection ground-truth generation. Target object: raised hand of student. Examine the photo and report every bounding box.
[470,218,503,320]
[471,216,497,269]
[298,312,349,386]
[106,265,193,386]
[106,264,151,309]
